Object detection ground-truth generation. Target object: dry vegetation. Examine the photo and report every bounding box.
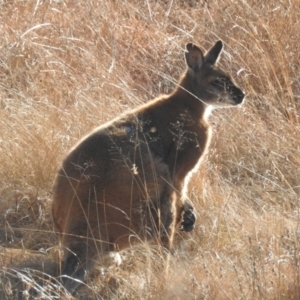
[0,0,300,299]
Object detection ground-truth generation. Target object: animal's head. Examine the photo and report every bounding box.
[184,41,245,107]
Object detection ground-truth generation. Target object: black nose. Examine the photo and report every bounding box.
[232,88,245,104]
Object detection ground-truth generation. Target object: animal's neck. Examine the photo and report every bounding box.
[171,72,209,121]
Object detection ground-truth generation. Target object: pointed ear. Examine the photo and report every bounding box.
[204,40,223,65]
[185,43,204,72]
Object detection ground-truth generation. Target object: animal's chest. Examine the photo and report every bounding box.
[166,119,210,183]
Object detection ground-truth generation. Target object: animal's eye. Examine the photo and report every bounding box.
[212,78,226,88]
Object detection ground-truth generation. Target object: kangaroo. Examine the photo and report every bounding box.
[52,40,244,293]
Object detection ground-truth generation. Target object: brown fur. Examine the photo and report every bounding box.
[52,40,244,293]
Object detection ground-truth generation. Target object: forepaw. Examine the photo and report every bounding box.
[181,208,196,232]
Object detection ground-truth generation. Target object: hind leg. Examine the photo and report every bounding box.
[59,239,104,294]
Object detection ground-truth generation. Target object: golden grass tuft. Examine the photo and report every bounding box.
[0,0,300,299]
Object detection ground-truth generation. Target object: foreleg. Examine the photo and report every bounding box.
[176,199,196,232]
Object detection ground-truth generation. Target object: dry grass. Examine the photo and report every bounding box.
[0,0,300,299]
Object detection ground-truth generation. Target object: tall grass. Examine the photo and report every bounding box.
[0,0,299,299]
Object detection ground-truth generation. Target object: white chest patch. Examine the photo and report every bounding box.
[204,105,213,120]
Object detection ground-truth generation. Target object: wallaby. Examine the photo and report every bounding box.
[52,40,244,293]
